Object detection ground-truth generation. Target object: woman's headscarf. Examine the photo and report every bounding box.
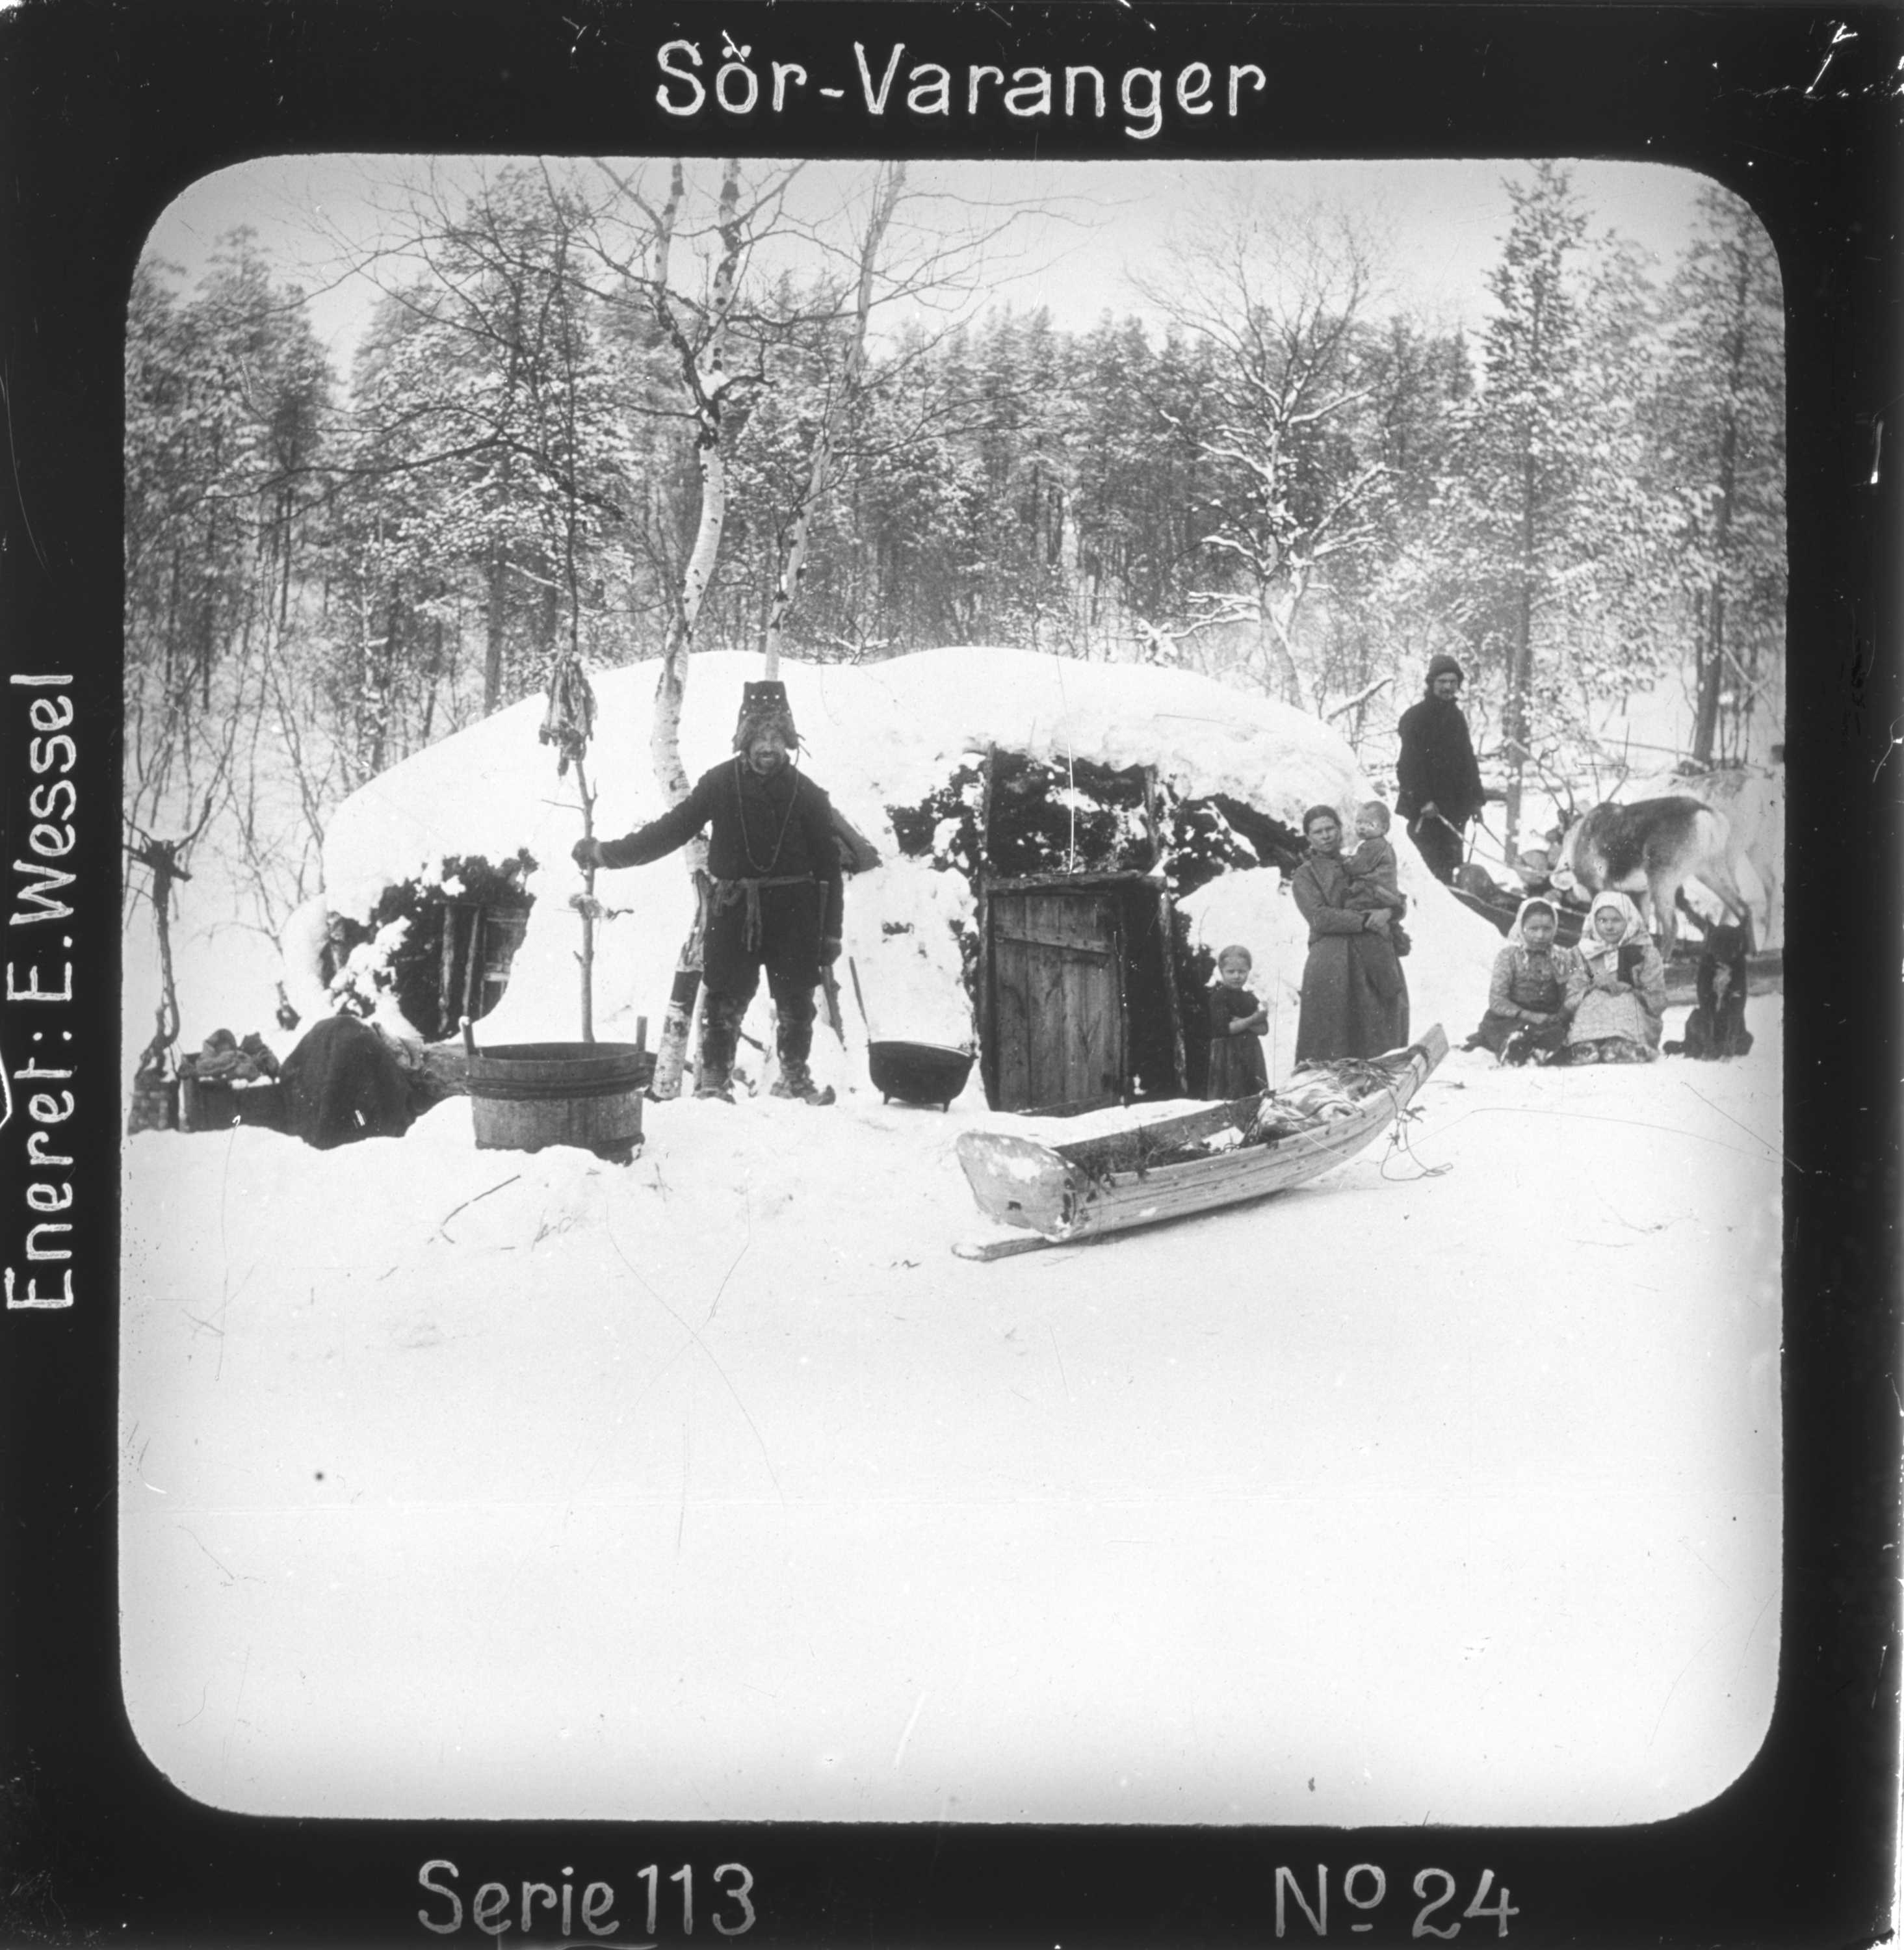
[1506,896,1561,949]
[1578,890,1648,971]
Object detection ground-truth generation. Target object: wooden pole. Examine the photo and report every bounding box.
[1140,766,1188,1095]
[573,750,597,1043]
[462,906,484,1024]
[976,744,998,1108]
[439,903,458,1041]
[1156,887,1188,1097]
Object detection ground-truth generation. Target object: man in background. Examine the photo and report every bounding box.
[1395,653,1489,884]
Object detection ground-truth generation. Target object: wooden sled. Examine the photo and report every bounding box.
[1450,880,1587,945]
[953,1026,1448,1256]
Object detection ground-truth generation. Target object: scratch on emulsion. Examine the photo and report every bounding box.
[893,1691,928,1768]
[1806,21,1857,94]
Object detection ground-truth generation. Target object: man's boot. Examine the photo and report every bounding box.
[696,994,741,1102]
[769,1056,834,1106]
[767,988,832,1104]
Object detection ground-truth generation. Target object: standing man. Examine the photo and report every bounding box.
[1395,653,1488,884]
[573,696,843,1103]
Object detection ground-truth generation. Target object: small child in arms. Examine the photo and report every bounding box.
[1342,800,1410,955]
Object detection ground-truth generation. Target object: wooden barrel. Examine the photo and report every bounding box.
[467,1042,653,1161]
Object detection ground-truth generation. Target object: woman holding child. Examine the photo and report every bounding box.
[1290,803,1409,1064]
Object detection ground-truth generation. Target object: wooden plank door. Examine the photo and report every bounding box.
[990,889,1125,1113]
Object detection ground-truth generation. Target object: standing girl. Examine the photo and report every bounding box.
[1205,944,1270,1098]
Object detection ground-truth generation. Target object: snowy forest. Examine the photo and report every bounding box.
[124,157,1784,947]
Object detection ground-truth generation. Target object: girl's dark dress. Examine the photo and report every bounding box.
[1206,986,1269,1098]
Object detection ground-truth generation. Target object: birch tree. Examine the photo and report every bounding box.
[1137,200,1391,710]
[580,157,1012,1088]
[759,162,907,677]
[583,157,768,1093]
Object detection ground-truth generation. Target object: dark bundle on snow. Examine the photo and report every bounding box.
[280,1015,416,1150]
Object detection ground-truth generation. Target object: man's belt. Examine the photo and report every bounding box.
[712,874,815,954]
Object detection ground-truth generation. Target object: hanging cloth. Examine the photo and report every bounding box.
[539,656,597,777]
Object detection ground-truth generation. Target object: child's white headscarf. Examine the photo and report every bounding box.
[1578,890,1648,970]
[1507,896,1563,948]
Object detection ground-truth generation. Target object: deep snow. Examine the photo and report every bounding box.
[120,1039,1782,1824]
[118,648,1782,1828]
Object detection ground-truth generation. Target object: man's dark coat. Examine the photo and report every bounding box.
[597,759,845,1008]
[1394,693,1486,829]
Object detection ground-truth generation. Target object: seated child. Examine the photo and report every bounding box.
[1664,925,1754,1060]
[1342,800,1410,956]
[1563,891,1667,1063]
[1205,942,1270,1099]
[1463,898,1579,1063]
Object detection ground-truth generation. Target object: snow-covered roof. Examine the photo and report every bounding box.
[317,647,1500,1062]
[322,647,1363,914]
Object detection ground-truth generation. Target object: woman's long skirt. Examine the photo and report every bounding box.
[1294,933,1409,1064]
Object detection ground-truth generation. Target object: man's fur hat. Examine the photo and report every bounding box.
[733,679,800,753]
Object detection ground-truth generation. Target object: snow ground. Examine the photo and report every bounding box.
[118,648,1780,1828]
[120,1000,1782,1827]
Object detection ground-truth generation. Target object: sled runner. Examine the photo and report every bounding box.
[953,1026,1448,1255]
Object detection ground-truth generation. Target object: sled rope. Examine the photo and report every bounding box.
[1379,1102,1452,1182]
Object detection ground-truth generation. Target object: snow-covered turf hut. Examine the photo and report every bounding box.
[313,649,1500,1108]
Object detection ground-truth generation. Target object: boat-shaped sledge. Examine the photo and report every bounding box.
[954,1025,1448,1254]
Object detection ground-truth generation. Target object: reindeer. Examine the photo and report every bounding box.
[1665,763,1782,950]
[1549,797,1756,958]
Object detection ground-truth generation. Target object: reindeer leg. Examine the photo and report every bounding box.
[1649,876,1678,957]
[1702,857,1756,954]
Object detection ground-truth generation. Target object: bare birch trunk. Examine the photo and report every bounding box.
[761,162,905,681]
[648,157,743,1100]
[1259,582,1307,713]
[646,423,725,1097]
